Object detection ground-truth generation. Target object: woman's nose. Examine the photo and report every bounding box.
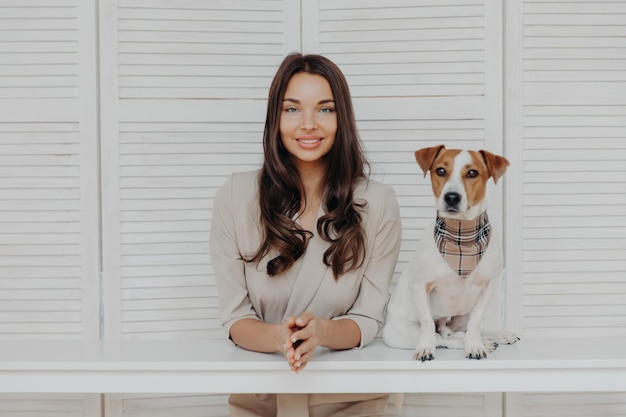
[301,111,317,130]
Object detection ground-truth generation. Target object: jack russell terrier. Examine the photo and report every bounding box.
[383,145,519,361]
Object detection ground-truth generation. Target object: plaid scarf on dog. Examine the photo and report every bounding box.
[434,212,491,278]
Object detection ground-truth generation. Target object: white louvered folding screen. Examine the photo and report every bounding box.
[0,0,100,415]
[505,0,626,416]
[0,0,99,340]
[507,0,626,339]
[2,0,625,416]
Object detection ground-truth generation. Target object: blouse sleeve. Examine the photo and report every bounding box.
[334,183,402,348]
[209,173,260,339]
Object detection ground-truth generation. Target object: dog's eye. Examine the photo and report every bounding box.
[435,167,446,177]
[467,169,479,178]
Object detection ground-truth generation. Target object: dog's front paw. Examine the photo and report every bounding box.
[465,343,488,360]
[413,345,436,362]
[481,336,499,352]
[497,330,520,345]
[464,332,488,359]
[414,333,437,361]
[482,330,520,346]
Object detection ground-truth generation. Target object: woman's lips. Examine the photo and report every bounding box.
[296,135,323,148]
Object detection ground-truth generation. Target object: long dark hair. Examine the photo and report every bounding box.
[243,53,369,278]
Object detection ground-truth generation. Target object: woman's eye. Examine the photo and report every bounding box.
[319,107,335,113]
[467,169,479,178]
[283,107,298,113]
[435,167,446,177]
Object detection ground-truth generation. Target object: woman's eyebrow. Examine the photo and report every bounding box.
[282,98,335,104]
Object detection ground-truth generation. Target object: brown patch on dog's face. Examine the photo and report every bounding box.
[462,150,492,208]
[427,149,462,199]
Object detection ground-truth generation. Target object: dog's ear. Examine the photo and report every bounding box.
[414,145,445,177]
[479,150,510,184]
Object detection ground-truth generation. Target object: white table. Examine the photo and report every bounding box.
[0,337,624,394]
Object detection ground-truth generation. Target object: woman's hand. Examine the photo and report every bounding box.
[280,315,310,372]
[285,312,329,373]
[280,312,361,373]
[278,316,298,356]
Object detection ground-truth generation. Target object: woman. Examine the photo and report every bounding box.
[210,53,402,417]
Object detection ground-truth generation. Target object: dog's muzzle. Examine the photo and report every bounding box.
[444,192,462,212]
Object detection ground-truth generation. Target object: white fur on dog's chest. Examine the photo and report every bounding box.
[428,274,487,318]
[414,217,502,319]
[413,230,492,318]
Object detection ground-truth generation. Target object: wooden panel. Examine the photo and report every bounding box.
[0,1,99,340]
[389,393,500,417]
[0,0,99,415]
[507,0,626,340]
[518,393,626,417]
[115,394,230,417]
[0,394,100,417]
[520,106,626,338]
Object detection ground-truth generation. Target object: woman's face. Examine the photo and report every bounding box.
[279,72,337,171]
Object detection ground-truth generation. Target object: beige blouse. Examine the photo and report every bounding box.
[209,170,402,416]
[209,169,402,346]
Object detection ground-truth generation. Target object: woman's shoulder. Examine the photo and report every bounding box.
[214,169,260,205]
[229,169,260,186]
[355,178,397,200]
[217,169,259,192]
[235,170,261,193]
[355,178,399,213]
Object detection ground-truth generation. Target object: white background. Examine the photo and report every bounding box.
[0,0,625,415]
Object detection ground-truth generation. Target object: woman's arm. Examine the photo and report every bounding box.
[229,318,289,354]
[318,317,361,350]
[335,184,403,347]
[210,174,268,346]
[293,314,361,350]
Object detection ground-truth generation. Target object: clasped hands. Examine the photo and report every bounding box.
[280,311,327,373]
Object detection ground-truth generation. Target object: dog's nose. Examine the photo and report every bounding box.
[444,192,462,207]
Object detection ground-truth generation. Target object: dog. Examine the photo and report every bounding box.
[383,145,519,361]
